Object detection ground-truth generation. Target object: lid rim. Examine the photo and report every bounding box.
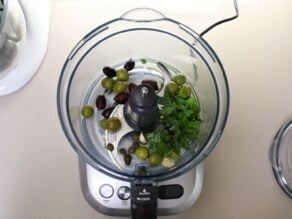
[272,167,292,198]
[270,120,292,198]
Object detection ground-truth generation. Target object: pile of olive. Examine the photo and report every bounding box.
[96,59,136,130]
[81,60,136,121]
[81,59,160,121]
[96,59,160,131]
[81,59,186,169]
[164,74,191,98]
[117,133,163,167]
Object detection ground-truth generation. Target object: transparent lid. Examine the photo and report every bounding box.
[270,120,292,198]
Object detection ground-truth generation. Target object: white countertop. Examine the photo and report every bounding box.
[1,0,292,218]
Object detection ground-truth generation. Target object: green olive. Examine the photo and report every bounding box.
[178,84,192,99]
[81,105,94,118]
[106,117,121,131]
[165,81,178,95]
[113,81,127,94]
[168,151,180,160]
[135,146,149,160]
[173,74,186,86]
[100,118,108,129]
[148,152,163,167]
[100,117,121,131]
[116,68,129,81]
[101,77,114,90]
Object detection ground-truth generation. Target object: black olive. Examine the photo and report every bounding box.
[141,80,159,91]
[124,59,135,71]
[96,95,106,110]
[114,92,129,104]
[103,66,116,77]
[101,106,115,118]
[128,83,137,93]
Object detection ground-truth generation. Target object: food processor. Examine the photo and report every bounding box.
[0,0,50,96]
[57,1,238,218]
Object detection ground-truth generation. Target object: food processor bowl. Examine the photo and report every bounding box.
[57,8,230,219]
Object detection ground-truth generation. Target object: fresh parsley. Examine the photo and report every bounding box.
[145,92,201,157]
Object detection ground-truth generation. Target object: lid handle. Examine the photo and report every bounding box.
[121,8,166,22]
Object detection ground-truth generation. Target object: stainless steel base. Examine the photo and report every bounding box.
[79,159,204,216]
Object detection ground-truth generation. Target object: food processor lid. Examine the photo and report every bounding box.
[270,120,292,198]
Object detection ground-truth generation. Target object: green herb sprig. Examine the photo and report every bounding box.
[145,91,201,158]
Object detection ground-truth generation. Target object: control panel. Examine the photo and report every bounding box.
[79,160,203,216]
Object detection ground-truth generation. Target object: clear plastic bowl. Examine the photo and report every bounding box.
[57,8,230,182]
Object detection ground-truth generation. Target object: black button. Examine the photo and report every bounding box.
[158,184,184,199]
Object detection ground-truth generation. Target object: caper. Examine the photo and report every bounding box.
[119,148,127,155]
[106,143,114,151]
[137,166,147,176]
[131,133,140,141]
[81,105,94,119]
[135,146,149,160]
[148,152,163,167]
[178,85,192,99]
[173,74,186,86]
[165,81,178,95]
[113,81,127,94]
[99,117,121,131]
[124,154,132,166]
[101,77,114,90]
[141,58,147,64]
